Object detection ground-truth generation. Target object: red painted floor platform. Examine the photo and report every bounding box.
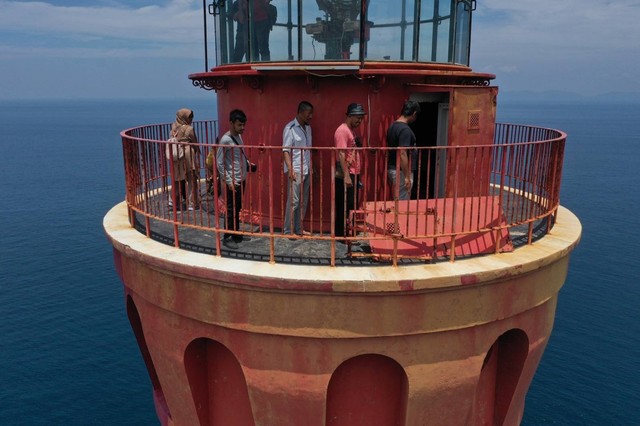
[357,196,513,260]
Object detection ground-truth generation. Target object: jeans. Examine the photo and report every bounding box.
[283,173,310,235]
[387,169,413,201]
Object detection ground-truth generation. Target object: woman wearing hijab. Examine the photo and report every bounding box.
[167,108,200,210]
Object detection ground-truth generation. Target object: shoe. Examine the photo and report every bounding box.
[188,205,194,211]
[223,239,239,249]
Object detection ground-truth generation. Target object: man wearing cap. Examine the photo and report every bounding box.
[386,100,421,200]
[334,103,365,240]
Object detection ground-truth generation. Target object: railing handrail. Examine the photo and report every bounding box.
[121,120,566,148]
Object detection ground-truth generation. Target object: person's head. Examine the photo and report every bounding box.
[296,101,314,126]
[400,100,421,123]
[345,103,366,129]
[229,109,247,135]
[176,108,194,125]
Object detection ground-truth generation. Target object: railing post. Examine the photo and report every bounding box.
[494,128,509,254]
[268,150,275,264]
[330,150,337,267]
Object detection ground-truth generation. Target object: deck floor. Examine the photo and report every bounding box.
[132,189,550,266]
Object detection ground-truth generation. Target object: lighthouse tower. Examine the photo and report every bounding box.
[104,1,581,425]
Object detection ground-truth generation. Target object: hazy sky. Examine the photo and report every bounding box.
[1,0,638,100]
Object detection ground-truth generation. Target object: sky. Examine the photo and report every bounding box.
[0,0,639,100]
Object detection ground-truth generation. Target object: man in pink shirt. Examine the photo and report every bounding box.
[334,103,366,240]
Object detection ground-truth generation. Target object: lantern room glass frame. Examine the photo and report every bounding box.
[205,0,474,67]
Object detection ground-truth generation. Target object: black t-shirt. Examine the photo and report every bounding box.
[386,121,417,169]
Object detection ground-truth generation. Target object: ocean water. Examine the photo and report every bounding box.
[0,98,638,425]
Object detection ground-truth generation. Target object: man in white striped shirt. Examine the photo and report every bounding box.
[282,101,313,236]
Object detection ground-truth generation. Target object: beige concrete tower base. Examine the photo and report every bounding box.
[104,202,581,426]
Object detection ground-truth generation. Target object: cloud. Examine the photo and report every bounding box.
[0,0,203,58]
[476,0,640,51]
[472,0,640,94]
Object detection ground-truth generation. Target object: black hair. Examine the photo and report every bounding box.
[401,100,421,117]
[297,101,314,114]
[229,109,247,123]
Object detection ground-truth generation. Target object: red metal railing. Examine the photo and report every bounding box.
[120,121,566,266]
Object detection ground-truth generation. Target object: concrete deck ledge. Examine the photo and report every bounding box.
[104,201,581,294]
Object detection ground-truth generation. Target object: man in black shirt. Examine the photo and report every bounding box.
[386,100,421,200]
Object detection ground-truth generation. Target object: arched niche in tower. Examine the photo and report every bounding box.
[472,328,529,425]
[126,295,171,422]
[184,338,255,426]
[326,353,408,425]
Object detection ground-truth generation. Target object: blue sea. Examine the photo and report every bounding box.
[0,98,638,425]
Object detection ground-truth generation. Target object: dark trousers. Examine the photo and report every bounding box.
[254,20,271,61]
[173,180,187,206]
[335,174,358,238]
[233,24,247,62]
[233,21,271,62]
[224,181,245,241]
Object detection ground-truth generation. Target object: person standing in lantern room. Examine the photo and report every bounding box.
[230,0,272,62]
[386,100,421,200]
[334,103,366,240]
[282,101,314,236]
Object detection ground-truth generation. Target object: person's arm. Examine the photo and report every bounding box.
[283,151,297,181]
[399,128,412,191]
[216,137,234,191]
[335,126,352,186]
[187,126,200,154]
[338,151,352,187]
[282,127,298,182]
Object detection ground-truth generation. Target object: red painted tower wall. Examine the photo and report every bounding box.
[201,65,498,229]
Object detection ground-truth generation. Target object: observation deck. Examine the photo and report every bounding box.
[104,118,581,425]
[117,120,566,266]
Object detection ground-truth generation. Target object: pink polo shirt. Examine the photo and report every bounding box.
[334,123,361,175]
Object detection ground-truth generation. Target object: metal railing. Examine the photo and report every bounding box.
[121,121,566,266]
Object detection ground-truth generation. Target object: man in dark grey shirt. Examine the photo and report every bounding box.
[386,100,421,200]
[216,109,251,248]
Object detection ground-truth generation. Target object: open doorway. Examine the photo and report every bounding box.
[409,93,450,199]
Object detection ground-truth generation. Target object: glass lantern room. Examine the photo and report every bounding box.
[206,0,474,66]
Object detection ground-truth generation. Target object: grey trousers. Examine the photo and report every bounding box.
[283,173,310,235]
[387,168,413,201]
